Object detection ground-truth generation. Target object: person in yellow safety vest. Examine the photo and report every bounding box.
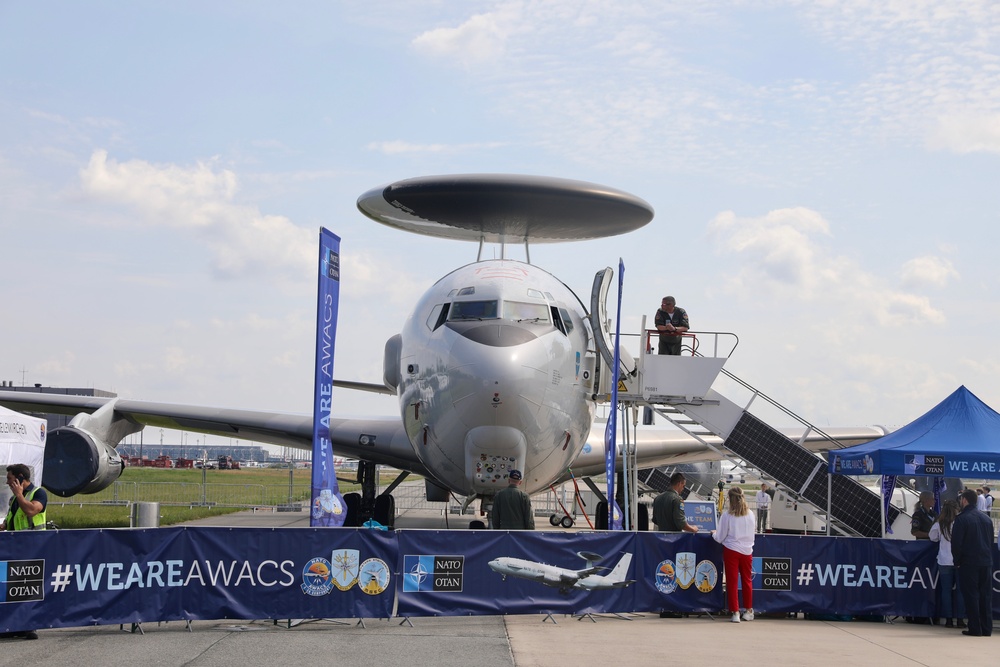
[2,464,47,640]
[4,463,47,532]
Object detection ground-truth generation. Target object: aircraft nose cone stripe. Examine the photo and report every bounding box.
[445,322,538,347]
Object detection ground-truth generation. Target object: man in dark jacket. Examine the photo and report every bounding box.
[492,470,534,530]
[951,488,996,637]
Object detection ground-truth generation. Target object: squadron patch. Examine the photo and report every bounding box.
[301,557,334,597]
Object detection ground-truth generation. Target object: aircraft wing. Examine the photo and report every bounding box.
[0,390,429,476]
[568,424,888,478]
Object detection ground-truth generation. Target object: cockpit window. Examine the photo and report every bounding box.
[449,300,499,320]
[427,303,450,330]
[505,301,550,323]
[559,308,574,335]
[526,288,544,299]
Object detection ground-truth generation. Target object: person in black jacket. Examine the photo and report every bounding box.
[951,488,996,637]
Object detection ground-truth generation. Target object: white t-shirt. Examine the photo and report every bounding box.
[755,490,771,510]
[928,522,954,566]
[977,494,988,511]
[713,510,756,555]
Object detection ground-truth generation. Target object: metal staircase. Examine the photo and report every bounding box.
[635,363,899,537]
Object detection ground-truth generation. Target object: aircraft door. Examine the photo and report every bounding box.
[589,268,635,395]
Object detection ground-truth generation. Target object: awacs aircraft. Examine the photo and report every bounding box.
[488,551,633,594]
[0,174,885,527]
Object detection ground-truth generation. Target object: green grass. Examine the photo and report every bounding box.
[45,503,249,529]
[44,466,366,529]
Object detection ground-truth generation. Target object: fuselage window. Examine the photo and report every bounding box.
[427,303,450,330]
[559,308,574,335]
[505,301,550,323]
[449,300,499,321]
[551,306,566,334]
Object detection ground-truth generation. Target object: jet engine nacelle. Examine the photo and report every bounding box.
[41,398,140,497]
[43,425,125,497]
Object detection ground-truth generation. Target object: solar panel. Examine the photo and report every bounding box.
[725,413,897,537]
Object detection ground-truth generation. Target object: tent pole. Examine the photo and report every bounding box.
[880,481,886,538]
[827,473,832,536]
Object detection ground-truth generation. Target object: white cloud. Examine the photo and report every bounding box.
[411,8,518,65]
[78,150,313,281]
[899,255,959,289]
[927,112,1000,154]
[708,207,946,326]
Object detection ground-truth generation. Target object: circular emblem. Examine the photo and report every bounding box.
[359,558,390,595]
[654,559,677,594]
[695,560,718,593]
[300,557,334,597]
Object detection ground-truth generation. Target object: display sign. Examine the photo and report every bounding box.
[684,500,718,532]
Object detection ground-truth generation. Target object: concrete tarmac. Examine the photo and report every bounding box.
[1,508,992,666]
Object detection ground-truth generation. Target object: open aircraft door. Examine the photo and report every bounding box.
[590,267,636,397]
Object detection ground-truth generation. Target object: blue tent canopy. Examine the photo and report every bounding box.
[829,386,1000,479]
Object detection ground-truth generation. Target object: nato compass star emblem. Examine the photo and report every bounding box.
[404,557,431,592]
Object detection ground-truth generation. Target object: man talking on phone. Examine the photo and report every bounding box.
[3,464,47,532]
[2,463,47,640]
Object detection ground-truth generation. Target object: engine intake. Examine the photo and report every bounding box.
[43,425,125,497]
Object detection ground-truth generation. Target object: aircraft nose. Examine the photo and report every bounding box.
[446,322,539,347]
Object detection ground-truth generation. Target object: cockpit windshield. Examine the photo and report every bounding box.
[449,300,499,321]
[505,301,550,323]
[446,299,552,324]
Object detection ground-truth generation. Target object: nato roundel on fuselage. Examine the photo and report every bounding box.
[356,174,654,243]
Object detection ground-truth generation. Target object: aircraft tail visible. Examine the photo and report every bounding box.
[607,553,632,583]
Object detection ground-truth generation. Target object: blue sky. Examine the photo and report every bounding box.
[3,1,1000,449]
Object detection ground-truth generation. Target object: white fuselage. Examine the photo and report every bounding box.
[488,554,632,591]
[395,259,597,497]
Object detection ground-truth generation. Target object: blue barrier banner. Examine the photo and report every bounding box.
[398,530,637,616]
[4,528,996,631]
[310,227,347,527]
[396,531,725,616]
[0,527,395,633]
[750,535,1000,617]
[635,532,724,613]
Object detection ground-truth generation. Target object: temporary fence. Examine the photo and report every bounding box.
[3,526,998,634]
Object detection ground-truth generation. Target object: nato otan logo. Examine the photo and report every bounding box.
[326,248,340,281]
[1,560,45,603]
[403,555,464,593]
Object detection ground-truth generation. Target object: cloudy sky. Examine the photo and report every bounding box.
[3,1,999,450]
